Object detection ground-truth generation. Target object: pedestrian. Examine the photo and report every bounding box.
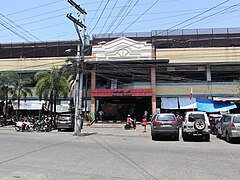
[98,110,104,121]
[144,110,148,118]
[132,117,136,129]
[142,116,147,133]
[127,114,133,126]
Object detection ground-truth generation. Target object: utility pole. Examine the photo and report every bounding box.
[67,0,87,136]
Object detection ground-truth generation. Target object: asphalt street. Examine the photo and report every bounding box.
[0,125,240,180]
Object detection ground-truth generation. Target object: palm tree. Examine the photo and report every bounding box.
[60,57,79,113]
[0,73,13,126]
[34,66,69,126]
[0,72,25,125]
[9,74,33,120]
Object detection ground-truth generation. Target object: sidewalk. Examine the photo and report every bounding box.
[82,124,151,137]
[0,125,14,130]
[1,123,151,137]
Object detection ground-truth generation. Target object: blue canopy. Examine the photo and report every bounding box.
[196,98,237,113]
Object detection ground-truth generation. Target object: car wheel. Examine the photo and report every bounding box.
[174,133,179,141]
[226,132,232,143]
[205,134,210,142]
[194,119,206,130]
[152,133,158,141]
[57,129,61,131]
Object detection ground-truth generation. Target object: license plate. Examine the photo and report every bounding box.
[162,125,171,127]
[193,133,203,136]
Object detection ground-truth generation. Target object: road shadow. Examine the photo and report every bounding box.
[152,135,179,141]
[182,137,210,142]
[217,137,240,144]
[79,132,98,136]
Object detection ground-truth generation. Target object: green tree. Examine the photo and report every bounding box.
[0,72,29,125]
[34,66,69,125]
[60,58,79,113]
[0,72,15,125]
[9,73,33,119]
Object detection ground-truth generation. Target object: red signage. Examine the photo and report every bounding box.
[91,89,153,97]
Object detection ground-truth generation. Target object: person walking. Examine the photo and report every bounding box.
[98,110,104,121]
[142,116,147,133]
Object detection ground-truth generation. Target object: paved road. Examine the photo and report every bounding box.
[0,125,240,180]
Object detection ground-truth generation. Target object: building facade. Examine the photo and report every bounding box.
[1,28,240,121]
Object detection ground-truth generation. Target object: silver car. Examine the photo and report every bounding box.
[216,114,240,142]
[151,113,179,141]
[182,111,210,141]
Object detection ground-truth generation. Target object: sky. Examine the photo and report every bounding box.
[0,0,240,44]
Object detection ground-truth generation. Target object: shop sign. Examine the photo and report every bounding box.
[91,89,153,97]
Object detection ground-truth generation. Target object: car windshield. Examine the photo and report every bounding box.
[157,115,175,121]
[58,115,72,121]
[188,114,205,122]
[61,115,71,117]
[233,116,240,123]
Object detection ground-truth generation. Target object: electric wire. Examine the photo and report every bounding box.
[109,0,140,36]
[0,13,41,42]
[88,0,104,27]
[89,0,111,34]
[173,2,240,32]
[117,0,160,36]
[99,0,118,34]
[0,2,236,40]
[6,0,63,16]
[0,19,31,42]
[102,0,132,35]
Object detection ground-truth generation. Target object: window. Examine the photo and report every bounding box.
[188,114,205,122]
[233,116,240,123]
[157,115,175,121]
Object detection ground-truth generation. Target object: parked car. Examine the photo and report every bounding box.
[209,114,222,134]
[151,113,179,141]
[56,114,74,131]
[216,114,240,142]
[182,111,210,141]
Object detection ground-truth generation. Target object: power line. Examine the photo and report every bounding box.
[99,0,118,34]
[176,3,240,31]
[109,0,140,35]
[88,0,104,27]
[6,0,63,16]
[118,0,160,35]
[89,0,111,34]
[0,13,41,42]
[161,0,230,35]
[102,0,132,35]
[0,19,31,42]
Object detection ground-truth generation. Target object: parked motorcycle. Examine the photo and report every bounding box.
[15,121,29,132]
[35,118,52,132]
[124,123,133,130]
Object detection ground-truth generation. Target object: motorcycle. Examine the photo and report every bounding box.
[15,121,29,132]
[124,123,133,130]
[36,119,51,132]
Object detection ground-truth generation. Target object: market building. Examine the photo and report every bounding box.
[1,28,240,122]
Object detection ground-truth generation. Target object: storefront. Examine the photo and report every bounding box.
[92,89,152,122]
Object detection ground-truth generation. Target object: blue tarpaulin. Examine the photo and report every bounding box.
[196,98,237,112]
